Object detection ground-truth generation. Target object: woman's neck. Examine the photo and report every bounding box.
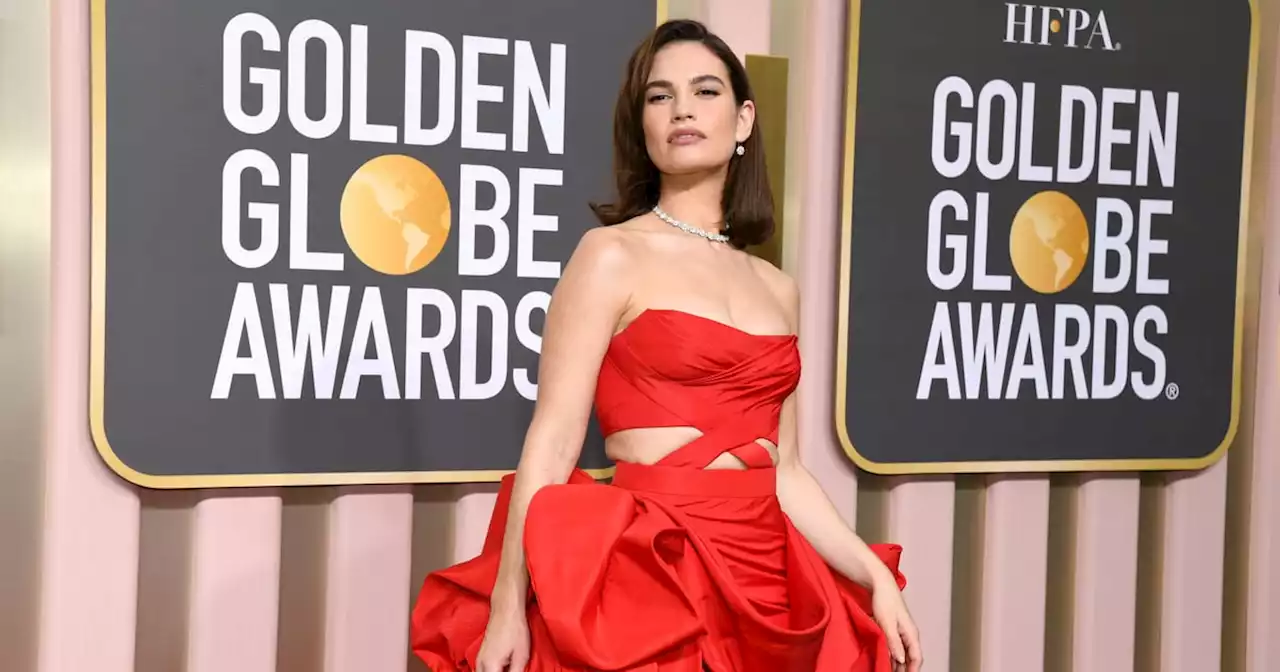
[656,170,726,234]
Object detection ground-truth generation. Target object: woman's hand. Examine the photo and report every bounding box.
[475,607,530,672]
[872,577,923,672]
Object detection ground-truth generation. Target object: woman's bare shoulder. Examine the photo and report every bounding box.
[608,211,659,233]
[554,226,644,316]
[566,215,667,273]
[566,226,635,277]
[747,256,800,323]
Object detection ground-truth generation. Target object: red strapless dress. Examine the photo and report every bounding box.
[411,309,906,671]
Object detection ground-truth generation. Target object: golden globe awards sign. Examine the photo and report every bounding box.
[91,0,657,487]
[837,1,1257,474]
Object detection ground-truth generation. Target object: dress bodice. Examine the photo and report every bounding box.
[594,309,801,469]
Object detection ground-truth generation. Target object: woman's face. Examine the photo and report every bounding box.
[642,41,754,177]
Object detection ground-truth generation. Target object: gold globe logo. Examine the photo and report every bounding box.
[340,154,451,276]
[1008,190,1090,294]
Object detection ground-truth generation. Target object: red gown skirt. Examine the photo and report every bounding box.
[411,462,906,671]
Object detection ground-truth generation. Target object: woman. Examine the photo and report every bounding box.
[411,19,922,672]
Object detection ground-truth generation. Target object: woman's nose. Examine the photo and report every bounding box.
[672,97,695,122]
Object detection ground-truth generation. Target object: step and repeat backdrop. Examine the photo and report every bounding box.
[837,1,1255,474]
[91,0,657,487]
[91,0,1256,488]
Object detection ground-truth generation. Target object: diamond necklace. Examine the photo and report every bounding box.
[652,205,730,243]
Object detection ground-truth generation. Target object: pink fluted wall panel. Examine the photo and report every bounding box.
[980,477,1050,672]
[186,495,282,672]
[324,488,414,672]
[1160,460,1229,672]
[38,1,141,669]
[1244,18,1280,668]
[1072,477,1141,672]
[792,0,862,523]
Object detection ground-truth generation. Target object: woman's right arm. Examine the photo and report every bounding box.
[487,226,633,618]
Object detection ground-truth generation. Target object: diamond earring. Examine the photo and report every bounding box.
[735,144,745,156]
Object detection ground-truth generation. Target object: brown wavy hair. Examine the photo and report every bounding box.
[589,19,774,250]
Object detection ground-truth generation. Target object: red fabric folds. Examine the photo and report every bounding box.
[410,310,907,671]
[411,466,905,671]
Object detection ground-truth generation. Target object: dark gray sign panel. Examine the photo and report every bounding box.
[836,1,1256,473]
[91,0,659,487]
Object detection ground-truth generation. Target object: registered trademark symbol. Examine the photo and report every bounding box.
[1165,382,1180,400]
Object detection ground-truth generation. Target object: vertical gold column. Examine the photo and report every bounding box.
[0,0,52,670]
[745,54,789,268]
[665,0,706,22]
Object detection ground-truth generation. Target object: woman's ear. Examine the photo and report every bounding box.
[735,99,756,143]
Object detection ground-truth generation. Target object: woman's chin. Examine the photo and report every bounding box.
[654,158,727,178]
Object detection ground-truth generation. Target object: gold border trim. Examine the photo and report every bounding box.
[88,0,667,489]
[832,0,1259,475]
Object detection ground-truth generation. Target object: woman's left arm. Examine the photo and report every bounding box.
[767,266,922,670]
[774,406,921,669]
[774,398,896,589]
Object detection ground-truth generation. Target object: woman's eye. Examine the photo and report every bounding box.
[647,93,671,103]
[697,88,720,97]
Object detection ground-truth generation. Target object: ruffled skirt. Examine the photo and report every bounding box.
[411,462,906,671]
